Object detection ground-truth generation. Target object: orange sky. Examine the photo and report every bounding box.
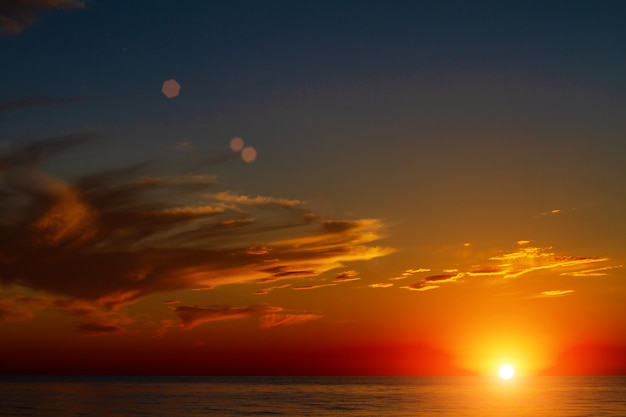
[1,1,626,376]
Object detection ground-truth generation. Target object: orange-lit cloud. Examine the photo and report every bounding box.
[172,304,318,330]
[0,0,84,34]
[388,268,430,280]
[254,284,291,295]
[174,305,281,329]
[292,283,337,290]
[258,313,322,328]
[0,136,391,329]
[369,283,393,288]
[334,270,360,282]
[561,265,622,277]
[540,289,574,297]
[401,283,440,292]
[399,242,613,293]
[0,298,34,321]
[401,272,464,292]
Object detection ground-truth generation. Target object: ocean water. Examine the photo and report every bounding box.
[0,376,624,417]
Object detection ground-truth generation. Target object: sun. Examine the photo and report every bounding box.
[498,364,515,380]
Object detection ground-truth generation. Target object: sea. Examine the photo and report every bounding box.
[0,376,624,417]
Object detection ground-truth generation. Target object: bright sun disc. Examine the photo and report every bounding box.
[499,364,515,380]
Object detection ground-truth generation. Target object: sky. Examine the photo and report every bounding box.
[1,0,625,376]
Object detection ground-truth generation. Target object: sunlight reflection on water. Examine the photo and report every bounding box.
[0,376,624,417]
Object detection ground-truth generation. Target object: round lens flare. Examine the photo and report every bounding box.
[498,364,515,380]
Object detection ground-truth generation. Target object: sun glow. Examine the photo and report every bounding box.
[498,364,515,380]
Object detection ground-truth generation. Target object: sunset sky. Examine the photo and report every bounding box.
[1,0,625,376]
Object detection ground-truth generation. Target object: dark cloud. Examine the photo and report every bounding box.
[78,321,125,335]
[0,136,391,312]
[0,97,82,113]
[174,305,281,329]
[0,0,84,35]
[0,298,34,321]
[259,313,322,328]
[334,270,360,282]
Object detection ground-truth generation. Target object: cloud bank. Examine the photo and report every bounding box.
[0,135,391,331]
[0,0,84,34]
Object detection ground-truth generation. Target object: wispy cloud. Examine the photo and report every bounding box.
[292,283,337,290]
[401,283,440,292]
[254,284,292,295]
[540,289,574,297]
[0,298,35,321]
[397,241,613,293]
[0,136,391,330]
[561,265,622,277]
[259,313,322,328]
[369,283,393,288]
[401,272,464,292]
[174,305,280,329]
[0,0,85,35]
[334,270,360,282]
[0,96,83,113]
[172,304,319,330]
[388,268,430,281]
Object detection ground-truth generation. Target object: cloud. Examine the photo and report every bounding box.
[401,283,440,292]
[388,268,430,280]
[398,241,613,294]
[254,284,291,295]
[401,272,464,292]
[175,141,193,151]
[0,0,84,35]
[170,304,320,330]
[561,265,622,277]
[540,289,574,297]
[540,209,561,215]
[292,283,337,290]
[0,136,392,312]
[0,298,34,321]
[0,96,83,113]
[334,270,360,282]
[369,283,393,288]
[78,321,126,336]
[174,305,281,329]
[0,293,133,335]
[258,313,322,328]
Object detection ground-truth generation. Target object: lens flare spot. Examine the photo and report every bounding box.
[161,79,180,98]
[230,137,244,152]
[241,146,257,163]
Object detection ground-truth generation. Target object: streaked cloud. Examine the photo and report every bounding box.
[258,313,322,328]
[0,136,392,329]
[369,283,393,288]
[334,270,360,282]
[401,283,440,292]
[388,268,430,281]
[540,289,574,297]
[172,304,319,330]
[401,272,464,292]
[561,265,622,277]
[174,305,280,329]
[175,141,193,151]
[0,96,82,113]
[399,241,613,293]
[254,284,291,295]
[0,298,34,321]
[292,283,337,290]
[0,0,84,35]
